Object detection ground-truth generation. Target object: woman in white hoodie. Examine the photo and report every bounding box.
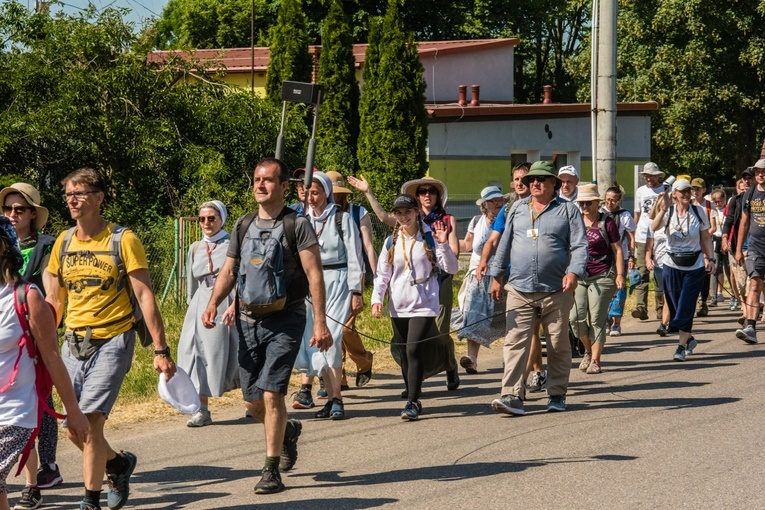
[372,194,458,421]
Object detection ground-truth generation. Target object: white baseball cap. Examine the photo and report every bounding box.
[558,165,579,179]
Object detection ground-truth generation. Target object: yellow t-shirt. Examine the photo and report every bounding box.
[47,223,149,339]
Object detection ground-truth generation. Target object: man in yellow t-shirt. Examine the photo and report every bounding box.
[44,167,175,510]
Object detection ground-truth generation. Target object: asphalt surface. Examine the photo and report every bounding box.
[8,299,765,509]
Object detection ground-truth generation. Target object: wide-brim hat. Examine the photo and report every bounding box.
[324,170,352,195]
[157,366,200,415]
[574,183,602,202]
[640,162,665,177]
[0,182,49,232]
[401,177,448,206]
[476,186,510,206]
[521,161,561,190]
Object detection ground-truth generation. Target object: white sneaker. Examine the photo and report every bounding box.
[186,409,212,427]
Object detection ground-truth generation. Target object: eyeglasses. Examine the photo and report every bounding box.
[579,201,595,206]
[527,176,549,183]
[62,190,99,202]
[417,187,438,196]
[199,216,218,223]
[2,205,30,215]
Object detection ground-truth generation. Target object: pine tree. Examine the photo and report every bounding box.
[265,0,312,101]
[357,0,428,208]
[315,0,360,173]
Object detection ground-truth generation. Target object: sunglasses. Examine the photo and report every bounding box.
[2,205,30,214]
[527,176,550,183]
[199,216,218,223]
[417,187,438,196]
[579,201,596,206]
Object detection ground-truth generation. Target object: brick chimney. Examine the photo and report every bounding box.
[543,85,552,104]
[470,85,480,107]
[458,85,467,107]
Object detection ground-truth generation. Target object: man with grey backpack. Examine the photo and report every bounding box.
[202,158,332,495]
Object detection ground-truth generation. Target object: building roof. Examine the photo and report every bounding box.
[147,38,520,73]
[426,101,660,120]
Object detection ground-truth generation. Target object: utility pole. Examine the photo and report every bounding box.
[596,0,617,195]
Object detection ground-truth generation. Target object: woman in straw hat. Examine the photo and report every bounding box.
[347,174,461,390]
[0,182,66,505]
[572,184,624,374]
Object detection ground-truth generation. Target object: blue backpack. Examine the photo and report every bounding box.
[236,208,306,316]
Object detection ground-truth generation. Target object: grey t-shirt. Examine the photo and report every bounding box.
[227,207,318,317]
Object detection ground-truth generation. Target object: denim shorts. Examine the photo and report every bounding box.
[62,329,135,418]
[237,303,306,401]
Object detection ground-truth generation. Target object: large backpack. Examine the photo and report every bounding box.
[23,234,56,290]
[1,283,66,475]
[236,208,308,316]
[58,225,151,347]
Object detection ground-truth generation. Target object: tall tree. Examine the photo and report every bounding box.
[315,0,360,174]
[615,0,765,178]
[265,0,312,101]
[357,0,428,208]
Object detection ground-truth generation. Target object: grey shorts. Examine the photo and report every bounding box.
[62,329,135,418]
[237,303,306,402]
[745,255,765,279]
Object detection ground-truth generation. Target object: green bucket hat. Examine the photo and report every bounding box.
[521,161,561,190]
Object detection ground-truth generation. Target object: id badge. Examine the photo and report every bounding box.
[527,229,538,239]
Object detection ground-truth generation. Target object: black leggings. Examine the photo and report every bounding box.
[392,317,435,402]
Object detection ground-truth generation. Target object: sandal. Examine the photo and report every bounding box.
[330,398,345,420]
[314,401,332,419]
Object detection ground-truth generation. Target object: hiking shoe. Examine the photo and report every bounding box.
[356,366,373,387]
[656,323,668,337]
[254,466,284,495]
[279,419,301,472]
[579,352,592,372]
[292,388,315,409]
[697,304,709,317]
[547,395,567,412]
[401,401,422,421]
[685,336,698,355]
[79,503,101,510]
[186,409,212,427]
[631,307,648,320]
[446,369,460,391]
[673,345,687,362]
[527,371,547,393]
[609,325,622,337]
[459,356,478,374]
[36,464,63,489]
[586,360,602,374]
[736,324,759,344]
[106,451,137,510]
[729,299,739,311]
[491,395,525,416]
[14,486,42,510]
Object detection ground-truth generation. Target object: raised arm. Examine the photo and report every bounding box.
[347,175,396,227]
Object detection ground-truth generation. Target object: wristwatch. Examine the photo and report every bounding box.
[154,346,171,357]
[707,257,717,264]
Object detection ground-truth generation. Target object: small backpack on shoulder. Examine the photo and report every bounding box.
[236,208,306,316]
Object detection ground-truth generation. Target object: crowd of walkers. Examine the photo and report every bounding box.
[0,157,762,507]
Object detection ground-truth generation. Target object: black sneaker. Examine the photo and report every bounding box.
[446,369,460,391]
[280,419,302,472]
[14,486,42,510]
[254,466,284,495]
[106,451,137,510]
[401,401,422,421]
[356,367,373,387]
[36,463,63,489]
[79,502,101,510]
[656,323,668,337]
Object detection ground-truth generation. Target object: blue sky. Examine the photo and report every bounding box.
[46,0,168,27]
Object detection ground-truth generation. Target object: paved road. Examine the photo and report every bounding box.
[9,302,765,509]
